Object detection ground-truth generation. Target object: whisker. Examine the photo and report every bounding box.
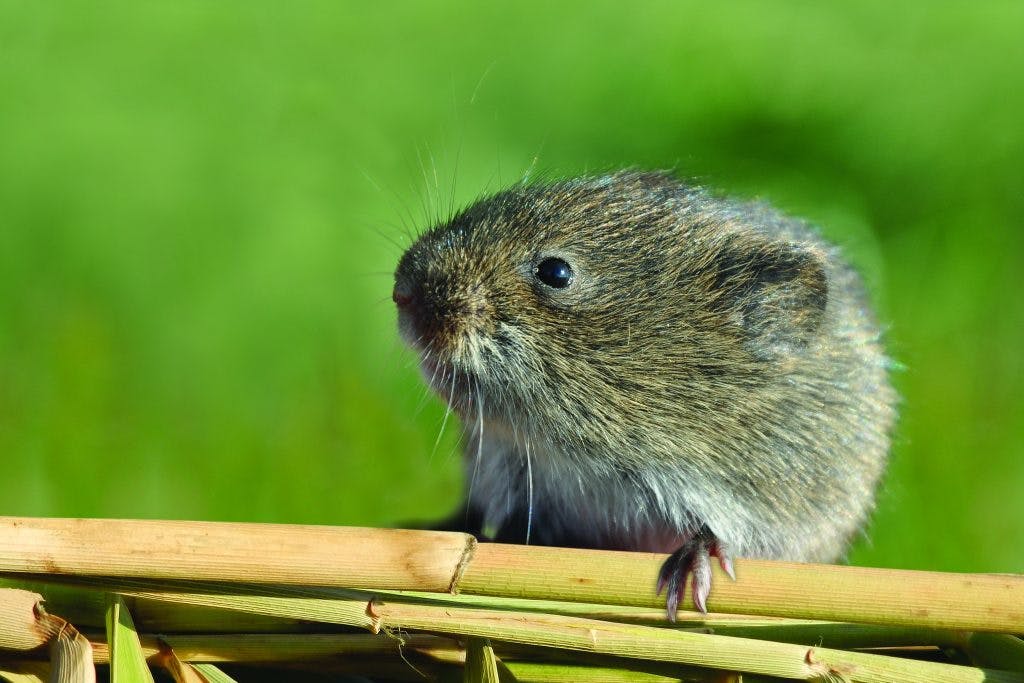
[428,361,457,464]
[448,136,462,224]
[414,144,436,229]
[522,137,546,184]
[525,436,534,545]
[428,146,441,225]
[410,341,442,418]
[465,375,485,530]
[469,61,496,106]
[357,163,419,245]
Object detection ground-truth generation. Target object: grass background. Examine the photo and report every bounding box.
[0,2,1021,573]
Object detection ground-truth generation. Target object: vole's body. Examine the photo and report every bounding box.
[394,171,895,611]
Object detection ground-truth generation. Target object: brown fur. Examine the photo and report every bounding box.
[394,171,896,564]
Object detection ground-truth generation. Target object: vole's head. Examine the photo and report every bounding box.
[393,171,830,454]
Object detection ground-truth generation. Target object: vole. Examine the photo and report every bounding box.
[393,171,896,618]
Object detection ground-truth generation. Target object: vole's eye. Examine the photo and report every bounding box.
[535,257,574,289]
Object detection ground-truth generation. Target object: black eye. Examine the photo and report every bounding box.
[535,257,574,289]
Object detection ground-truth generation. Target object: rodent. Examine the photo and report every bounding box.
[393,170,896,618]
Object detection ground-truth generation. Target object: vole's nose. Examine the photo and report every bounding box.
[392,282,414,309]
[394,274,464,349]
[394,279,437,346]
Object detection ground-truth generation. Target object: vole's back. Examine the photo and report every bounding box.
[395,171,896,568]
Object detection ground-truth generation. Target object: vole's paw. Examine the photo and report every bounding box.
[656,526,735,620]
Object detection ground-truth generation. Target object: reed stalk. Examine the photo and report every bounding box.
[462,543,1024,632]
[1,517,1022,683]
[32,581,1019,683]
[2,517,1021,633]
[0,518,469,592]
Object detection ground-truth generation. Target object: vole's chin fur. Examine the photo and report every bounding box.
[395,170,896,573]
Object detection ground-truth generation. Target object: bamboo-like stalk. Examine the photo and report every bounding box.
[461,543,1024,632]
[367,599,1024,683]
[14,575,966,652]
[0,518,1020,633]
[64,583,1024,683]
[1,576,307,634]
[381,590,965,649]
[2,516,1023,683]
[120,632,756,682]
[8,575,1017,683]
[72,628,1020,683]
[88,633,456,664]
[118,587,372,630]
[0,518,471,592]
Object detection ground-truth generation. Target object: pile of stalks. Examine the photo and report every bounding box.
[0,518,1021,682]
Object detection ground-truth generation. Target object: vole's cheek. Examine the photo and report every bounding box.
[396,310,420,350]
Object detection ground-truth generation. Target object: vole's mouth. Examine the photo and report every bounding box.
[417,354,478,414]
[397,297,490,416]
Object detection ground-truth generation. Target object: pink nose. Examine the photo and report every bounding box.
[392,285,413,309]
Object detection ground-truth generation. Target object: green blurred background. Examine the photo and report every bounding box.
[0,2,1021,572]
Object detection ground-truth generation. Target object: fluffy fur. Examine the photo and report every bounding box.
[394,171,896,564]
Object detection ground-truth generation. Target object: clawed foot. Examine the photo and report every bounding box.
[656,525,735,620]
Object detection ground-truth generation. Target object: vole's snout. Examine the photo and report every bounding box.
[392,279,422,341]
[394,270,487,358]
[392,282,414,310]
[393,279,430,347]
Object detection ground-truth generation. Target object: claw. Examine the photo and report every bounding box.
[656,555,682,619]
[691,549,712,613]
[655,526,735,620]
[718,552,736,581]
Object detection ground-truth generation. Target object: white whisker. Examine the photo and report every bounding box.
[465,375,485,530]
[411,341,442,417]
[428,362,456,463]
[525,436,534,546]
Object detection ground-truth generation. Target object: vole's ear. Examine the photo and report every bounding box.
[709,236,829,357]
